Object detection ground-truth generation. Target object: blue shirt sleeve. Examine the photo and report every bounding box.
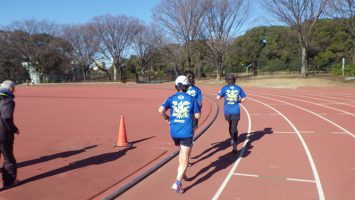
[196,87,203,106]
[162,96,171,109]
[217,86,225,97]
[239,87,246,98]
[192,98,201,114]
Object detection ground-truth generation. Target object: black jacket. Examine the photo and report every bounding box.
[0,90,18,142]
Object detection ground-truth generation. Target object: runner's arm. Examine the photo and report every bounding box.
[158,106,170,121]
[239,97,246,103]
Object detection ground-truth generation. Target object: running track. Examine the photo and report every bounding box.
[119,86,354,200]
[0,85,353,200]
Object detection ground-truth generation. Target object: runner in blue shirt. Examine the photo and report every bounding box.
[184,71,202,130]
[216,74,246,153]
[158,75,201,194]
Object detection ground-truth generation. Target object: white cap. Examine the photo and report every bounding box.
[0,80,16,90]
[175,75,189,86]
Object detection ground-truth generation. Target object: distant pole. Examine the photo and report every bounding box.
[342,57,345,76]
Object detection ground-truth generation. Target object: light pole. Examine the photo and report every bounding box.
[342,57,345,76]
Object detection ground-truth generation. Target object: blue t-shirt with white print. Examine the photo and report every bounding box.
[186,85,203,107]
[217,84,246,115]
[162,92,200,138]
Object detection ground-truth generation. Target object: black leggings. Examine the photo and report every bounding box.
[0,138,17,186]
[225,114,240,143]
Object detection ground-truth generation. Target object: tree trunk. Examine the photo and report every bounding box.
[119,66,123,82]
[83,71,86,82]
[300,46,308,76]
[253,62,258,76]
[216,63,222,80]
[113,65,117,81]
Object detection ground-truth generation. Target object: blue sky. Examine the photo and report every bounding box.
[0,0,160,26]
[0,0,280,32]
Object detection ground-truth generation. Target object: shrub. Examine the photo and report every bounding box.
[331,64,355,76]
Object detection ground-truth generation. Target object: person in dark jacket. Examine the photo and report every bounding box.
[0,80,19,189]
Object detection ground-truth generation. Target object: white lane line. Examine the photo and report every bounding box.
[317,113,328,116]
[248,98,325,200]
[212,104,252,200]
[260,90,355,108]
[233,173,316,183]
[233,173,258,178]
[274,131,296,134]
[286,178,316,183]
[249,113,280,116]
[274,131,315,134]
[291,89,355,99]
[251,94,355,139]
[331,131,348,135]
[249,92,355,117]
[300,131,316,134]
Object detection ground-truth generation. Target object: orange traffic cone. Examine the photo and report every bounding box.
[114,115,132,147]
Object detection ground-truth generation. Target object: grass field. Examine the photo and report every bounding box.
[198,75,355,88]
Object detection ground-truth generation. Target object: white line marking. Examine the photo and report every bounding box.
[233,173,258,177]
[212,104,252,200]
[249,113,280,116]
[317,113,328,116]
[274,131,315,134]
[339,113,353,115]
[249,92,355,116]
[331,131,347,134]
[286,178,316,183]
[274,131,296,134]
[248,98,325,200]
[251,94,355,139]
[233,173,316,183]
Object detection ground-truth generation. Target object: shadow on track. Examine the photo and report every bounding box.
[18,145,98,168]
[18,147,136,186]
[185,128,273,191]
[131,136,156,145]
[16,136,157,186]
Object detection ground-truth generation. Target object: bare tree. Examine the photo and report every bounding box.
[203,0,250,80]
[328,0,355,64]
[89,15,143,81]
[132,25,160,78]
[263,0,329,76]
[153,0,206,71]
[160,42,185,76]
[62,24,99,81]
[6,19,60,36]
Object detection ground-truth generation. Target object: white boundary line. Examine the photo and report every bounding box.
[255,90,355,108]
[249,92,355,116]
[248,98,325,200]
[286,178,316,183]
[211,104,252,200]
[233,173,316,183]
[251,94,355,139]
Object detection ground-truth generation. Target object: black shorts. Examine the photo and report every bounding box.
[172,137,193,147]
[224,114,240,121]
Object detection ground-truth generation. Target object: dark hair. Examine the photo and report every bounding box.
[184,70,195,77]
[175,84,189,92]
[184,70,195,85]
[225,74,236,84]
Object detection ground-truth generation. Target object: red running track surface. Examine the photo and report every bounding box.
[0,84,353,200]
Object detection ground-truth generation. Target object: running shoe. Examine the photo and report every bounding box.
[171,183,185,194]
[1,179,19,190]
[231,140,237,153]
